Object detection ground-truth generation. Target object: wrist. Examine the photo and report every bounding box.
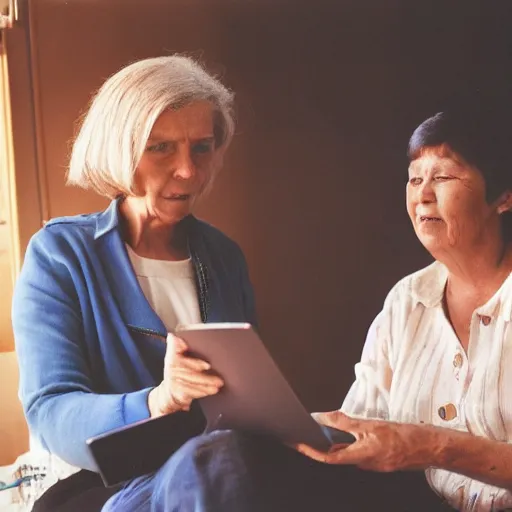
[148,387,163,418]
[428,425,466,469]
[148,385,180,418]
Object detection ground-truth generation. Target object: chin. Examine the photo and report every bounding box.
[418,235,449,255]
[158,205,192,225]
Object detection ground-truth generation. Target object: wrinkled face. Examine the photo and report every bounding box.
[133,100,218,225]
[406,145,505,255]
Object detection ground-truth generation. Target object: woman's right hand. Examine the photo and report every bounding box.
[148,333,224,417]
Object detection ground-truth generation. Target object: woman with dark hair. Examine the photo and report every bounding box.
[407,97,512,242]
[120,97,512,512]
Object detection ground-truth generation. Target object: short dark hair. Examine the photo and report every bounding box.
[407,92,512,240]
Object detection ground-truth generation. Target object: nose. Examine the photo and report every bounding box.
[172,148,196,181]
[417,178,436,203]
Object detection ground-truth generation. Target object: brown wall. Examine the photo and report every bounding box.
[5,0,512,415]
[0,352,29,464]
[0,237,13,352]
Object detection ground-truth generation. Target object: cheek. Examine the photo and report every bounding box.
[132,169,146,195]
[437,191,464,232]
[439,189,479,222]
[438,190,488,244]
[134,159,168,190]
[132,174,163,200]
[437,188,457,212]
[196,172,215,198]
[405,187,416,218]
[196,159,216,184]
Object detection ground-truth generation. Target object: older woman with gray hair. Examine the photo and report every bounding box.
[12,55,256,511]
[97,95,510,512]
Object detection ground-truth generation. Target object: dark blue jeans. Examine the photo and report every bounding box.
[102,430,449,512]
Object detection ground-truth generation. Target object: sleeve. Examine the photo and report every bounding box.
[12,229,152,471]
[340,308,393,420]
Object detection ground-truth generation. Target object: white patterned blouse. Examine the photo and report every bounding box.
[341,261,512,511]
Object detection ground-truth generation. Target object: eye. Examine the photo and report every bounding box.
[191,141,214,155]
[434,175,452,181]
[408,177,422,186]
[146,141,173,153]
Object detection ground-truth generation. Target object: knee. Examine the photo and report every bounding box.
[150,430,258,510]
[157,429,279,488]
[161,430,250,475]
[156,429,286,490]
[178,430,243,456]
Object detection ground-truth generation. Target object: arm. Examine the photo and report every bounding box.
[340,311,392,420]
[300,411,512,491]
[12,230,154,471]
[430,426,512,491]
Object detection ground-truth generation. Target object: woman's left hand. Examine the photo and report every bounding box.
[295,410,443,472]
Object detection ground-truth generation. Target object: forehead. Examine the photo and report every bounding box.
[149,101,215,139]
[408,145,467,173]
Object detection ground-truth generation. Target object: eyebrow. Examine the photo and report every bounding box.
[146,134,215,143]
[409,160,462,174]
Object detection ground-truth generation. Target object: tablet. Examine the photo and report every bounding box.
[86,323,355,486]
[86,404,205,486]
[175,322,355,451]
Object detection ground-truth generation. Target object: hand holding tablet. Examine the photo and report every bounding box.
[175,323,356,452]
[87,322,355,486]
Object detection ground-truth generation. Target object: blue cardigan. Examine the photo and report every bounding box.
[12,199,257,471]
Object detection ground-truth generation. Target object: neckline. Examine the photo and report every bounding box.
[125,243,191,264]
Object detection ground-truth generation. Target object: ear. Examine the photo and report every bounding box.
[495,190,512,215]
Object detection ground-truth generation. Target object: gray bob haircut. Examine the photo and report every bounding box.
[67,55,235,198]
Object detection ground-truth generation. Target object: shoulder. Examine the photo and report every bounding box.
[383,261,447,313]
[374,261,446,342]
[366,262,446,363]
[43,211,99,236]
[15,213,103,302]
[25,211,100,261]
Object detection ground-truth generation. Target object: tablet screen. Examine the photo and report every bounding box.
[176,323,332,451]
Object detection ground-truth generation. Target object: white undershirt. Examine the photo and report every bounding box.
[126,244,201,332]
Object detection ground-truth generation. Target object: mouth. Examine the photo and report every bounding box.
[419,216,442,223]
[164,193,191,201]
